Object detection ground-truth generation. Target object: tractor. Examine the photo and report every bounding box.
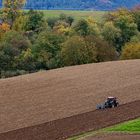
[96,97,119,110]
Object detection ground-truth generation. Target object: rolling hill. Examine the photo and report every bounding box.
[0,0,140,10]
[0,60,140,134]
[24,0,140,10]
[0,0,2,8]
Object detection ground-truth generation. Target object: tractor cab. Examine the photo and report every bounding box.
[107,97,117,102]
[105,97,118,108]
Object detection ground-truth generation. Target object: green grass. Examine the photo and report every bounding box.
[40,10,107,22]
[106,118,140,132]
[68,118,140,140]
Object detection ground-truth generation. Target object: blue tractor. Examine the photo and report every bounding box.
[97,97,119,109]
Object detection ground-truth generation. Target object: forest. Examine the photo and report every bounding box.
[0,0,2,8]
[24,0,140,10]
[0,0,140,78]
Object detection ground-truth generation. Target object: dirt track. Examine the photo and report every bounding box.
[0,60,140,138]
[0,100,140,140]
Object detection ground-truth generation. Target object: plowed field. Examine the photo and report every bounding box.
[0,100,140,140]
[0,60,140,139]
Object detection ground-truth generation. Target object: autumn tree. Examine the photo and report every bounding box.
[104,8,138,51]
[121,42,140,60]
[53,21,70,35]
[86,17,100,37]
[0,22,10,39]
[12,15,28,32]
[2,0,25,25]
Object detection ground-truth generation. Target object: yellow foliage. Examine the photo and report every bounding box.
[53,24,70,35]
[107,8,134,23]
[2,0,26,23]
[86,16,96,24]
[121,42,140,60]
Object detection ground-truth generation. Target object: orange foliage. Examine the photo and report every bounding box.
[0,23,10,39]
[0,23,10,32]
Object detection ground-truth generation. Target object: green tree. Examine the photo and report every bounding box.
[74,19,90,36]
[59,13,74,26]
[0,30,31,71]
[32,31,65,69]
[102,21,122,51]
[47,17,59,29]
[74,18,100,37]
[66,16,74,26]
[24,10,45,32]
[61,36,97,66]
[132,9,140,31]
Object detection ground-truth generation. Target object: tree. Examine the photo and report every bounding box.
[66,16,74,26]
[15,48,36,71]
[94,37,118,62]
[132,8,140,32]
[102,21,122,51]
[105,8,138,51]
[74,19,90,36]
[12,15,28,32]
[2,30,31,54]
[24,10,45,32]
[53,21,70,35]
[86,17,100,37]
[32,30,65,69]
[0,22,10,39]
[59,13,67,21]
[0,30,31,71]
[61,36,97,66]
[115,15,138,44]
[47,17,59,29]
[121,42,140,60]
[2,0,25,25]
[74,18,100,37]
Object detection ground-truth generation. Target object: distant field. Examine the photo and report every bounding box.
[40,10,107,22]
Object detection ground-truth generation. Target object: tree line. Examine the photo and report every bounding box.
[24,0,140,10]
[0,0,140,78]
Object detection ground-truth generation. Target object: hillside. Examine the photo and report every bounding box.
[24,0,140,10]
[0,0,2,8]
[0,60,140,135]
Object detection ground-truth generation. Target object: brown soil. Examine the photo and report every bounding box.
[0,60,140,139]
[0,100,140,140]
[85,133,140,140]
